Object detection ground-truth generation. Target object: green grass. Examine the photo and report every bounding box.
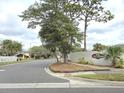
[76,73,124,81]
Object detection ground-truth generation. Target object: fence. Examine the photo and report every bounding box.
[0,56,17,62]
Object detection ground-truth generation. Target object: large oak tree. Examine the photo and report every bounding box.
[20,0,82,63]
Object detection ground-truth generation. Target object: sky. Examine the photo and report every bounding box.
[0,0,124,50]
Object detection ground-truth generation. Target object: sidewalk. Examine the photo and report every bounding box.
[45,67,124,87]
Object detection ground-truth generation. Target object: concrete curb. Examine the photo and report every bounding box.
[45,67,124,87]
[68,77,124,86]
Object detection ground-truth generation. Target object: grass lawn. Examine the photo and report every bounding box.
[49,63,110,73]
[76,73,124,81]
[0,59,33,67]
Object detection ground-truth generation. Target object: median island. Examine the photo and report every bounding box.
[49,63,110,73]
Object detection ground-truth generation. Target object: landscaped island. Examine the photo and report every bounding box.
[49,63,110,73]
[76,73,124,81]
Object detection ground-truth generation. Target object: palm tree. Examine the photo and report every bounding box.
[106,46,122,66]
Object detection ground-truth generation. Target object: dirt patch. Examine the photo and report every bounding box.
[49,63,110,73]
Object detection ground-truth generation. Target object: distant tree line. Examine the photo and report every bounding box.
[0,39,22,56]
[92,43,108,51]
[29,46,52,59]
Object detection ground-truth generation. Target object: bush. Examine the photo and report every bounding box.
[78,57,93,65]
[115,58,124,68]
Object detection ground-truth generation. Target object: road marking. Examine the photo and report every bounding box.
[0,70,5,71]
[0,83,123,89]
[0,83,69,88]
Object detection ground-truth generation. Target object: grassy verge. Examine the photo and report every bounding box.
[76,73,124,81]
[0,59,34,67]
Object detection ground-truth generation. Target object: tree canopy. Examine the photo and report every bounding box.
[29,45,51,59]
[0,39,22,56]
[74,0,114,50]
[92,43,107,51]
[20,0,82,63]
[19,0,114,62]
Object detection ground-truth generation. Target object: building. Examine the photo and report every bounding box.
[16,53,30,61]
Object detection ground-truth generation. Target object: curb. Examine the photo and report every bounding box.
[45,67,124,87]
[49,63,110,73]
[68,77,124,86]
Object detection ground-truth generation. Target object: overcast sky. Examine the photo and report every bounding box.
[0,0,124,50]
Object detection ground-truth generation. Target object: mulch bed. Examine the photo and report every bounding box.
[49,63,110,73]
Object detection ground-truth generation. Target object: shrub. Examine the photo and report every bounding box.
[105,46,122,66]
[78,57,93,65]
[115,58,124,68]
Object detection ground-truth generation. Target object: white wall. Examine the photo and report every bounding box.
[0,56,17,62]
[121,53,124,60]
[69,51,112,66]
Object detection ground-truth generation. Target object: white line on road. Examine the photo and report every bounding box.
[0,83,123,89]
[0,83,69,89]
[0,70,5,71]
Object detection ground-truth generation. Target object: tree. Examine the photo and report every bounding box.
[19,0,82,63]
[13,41,22,53]
[75,0,114,51]
[29,46,51,59]
[1,40,22,56]
[106,46,122,66]
[39,12,81,63]
[92,43,107,51]
[72,43,83,52]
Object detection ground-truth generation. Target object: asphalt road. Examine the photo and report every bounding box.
[0,59,68,83]
[0,88,124,93]
[0,59,124,93]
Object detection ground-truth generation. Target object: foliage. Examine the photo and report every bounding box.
[114,44,124,53]
[78,57,93,65]
[114,58,124,68]
[29,46,51,59]
[92,43,107,51]
[19,0,114,62]
[0,40,22,56]
[20,0,82,63]
[39,12,81,63]
[72,43,83,52]
[75,0,114,50]
[105,46,123,66]
[19,0,80,28]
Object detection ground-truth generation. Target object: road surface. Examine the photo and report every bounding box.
[0,59,124,93]
[0,59,68,83]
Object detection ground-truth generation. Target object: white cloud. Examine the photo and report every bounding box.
[0,0,41,50]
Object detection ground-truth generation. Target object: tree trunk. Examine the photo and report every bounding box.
[63,53,67,63]
[54,54,59,63]
[112,57,116,66]
[83,17,88,51]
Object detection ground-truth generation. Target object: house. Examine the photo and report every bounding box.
[16,53,30,61]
